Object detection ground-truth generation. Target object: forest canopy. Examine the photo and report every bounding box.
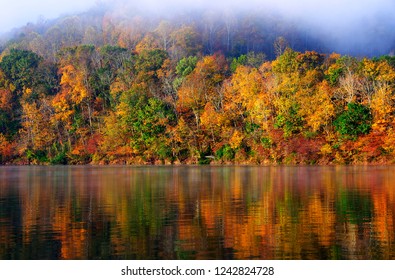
[1,4,395,165]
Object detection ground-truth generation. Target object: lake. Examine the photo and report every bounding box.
[0,165,394,260]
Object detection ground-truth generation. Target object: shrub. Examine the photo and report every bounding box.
[215,144,236,161]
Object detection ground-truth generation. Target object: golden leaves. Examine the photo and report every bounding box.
[20,100,55,151]
[371,84,395,132]
[297,80,335,132]
[59,64,89,105]
[229,130,244,149]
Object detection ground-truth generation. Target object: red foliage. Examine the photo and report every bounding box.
[86,134,103,154]
[356,132,385,160]
[268,129,325,164]
[0,88,13,111]
[1,142,14,158]
[287,136,324,163]
[0,137,15,163]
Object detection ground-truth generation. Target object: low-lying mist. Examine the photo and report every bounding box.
[1,0,394,57]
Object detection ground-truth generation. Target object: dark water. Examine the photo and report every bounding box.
[1,165,395,260]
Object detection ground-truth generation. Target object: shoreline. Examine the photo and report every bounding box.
[2,160,394,167]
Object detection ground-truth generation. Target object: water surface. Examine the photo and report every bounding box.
[0,165,394,260]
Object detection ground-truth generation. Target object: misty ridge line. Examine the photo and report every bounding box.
[1,0,395,57]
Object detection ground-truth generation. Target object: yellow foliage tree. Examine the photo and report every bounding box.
[297,80,335,133]
[19,100,55,153]
[225,65,271,128]
[371,84,395,132]
[59,64,89,105]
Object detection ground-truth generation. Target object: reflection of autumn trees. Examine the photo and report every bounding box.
[1,166,395,259]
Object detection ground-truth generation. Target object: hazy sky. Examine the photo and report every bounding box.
[0,0,98,33]
[2,0,394,31]
[1,0,395,55]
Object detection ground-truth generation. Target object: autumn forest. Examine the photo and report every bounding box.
[1,4,395,165]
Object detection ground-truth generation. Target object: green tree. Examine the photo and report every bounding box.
[175,56,198,77]
[101,90,176,163]
[334,103,372,136]
[173,56,198,89]
[0,71,20,137]
[92,45,129,108]
[0,49,41,93]
[134,49,168,83]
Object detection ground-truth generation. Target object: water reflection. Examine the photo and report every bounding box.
[0,165,394,259]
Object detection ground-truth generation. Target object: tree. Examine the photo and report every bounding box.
[59,16,83,46]
[92,45,129,109]
[173,56,198,89]
[334,103,372,136]
[170,25,202,60]
[271,49,303,136]
[221,9,237,53]
[50,46,101,160]
[370,84,395,132]
[100,90,176,163]
[229,52,266,73]
[0,49,57,147]
[44,26,63,61]
[176,56,198,77]
[155,21,173,51]
[297,80,335,133]
[0,70,20,137]
[177,54,227,129]
[274,37,289,57]
[135,33,161,53]
[0,49,41,93]
[202,10,221,54]
[224,65,270,131]
[331,56,360,105]
[134,49,168,83]
[19,99,55,162]
[83,26,103,46]
[133,49,169,98]
[0,133,15,163]
[200,101,228,149]
[169,116,195,163]
[359,59,395,131]
[56,45,102,139]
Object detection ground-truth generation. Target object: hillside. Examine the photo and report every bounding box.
[1,4,395,165]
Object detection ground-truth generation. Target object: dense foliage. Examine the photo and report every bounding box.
[1,8,395,165]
